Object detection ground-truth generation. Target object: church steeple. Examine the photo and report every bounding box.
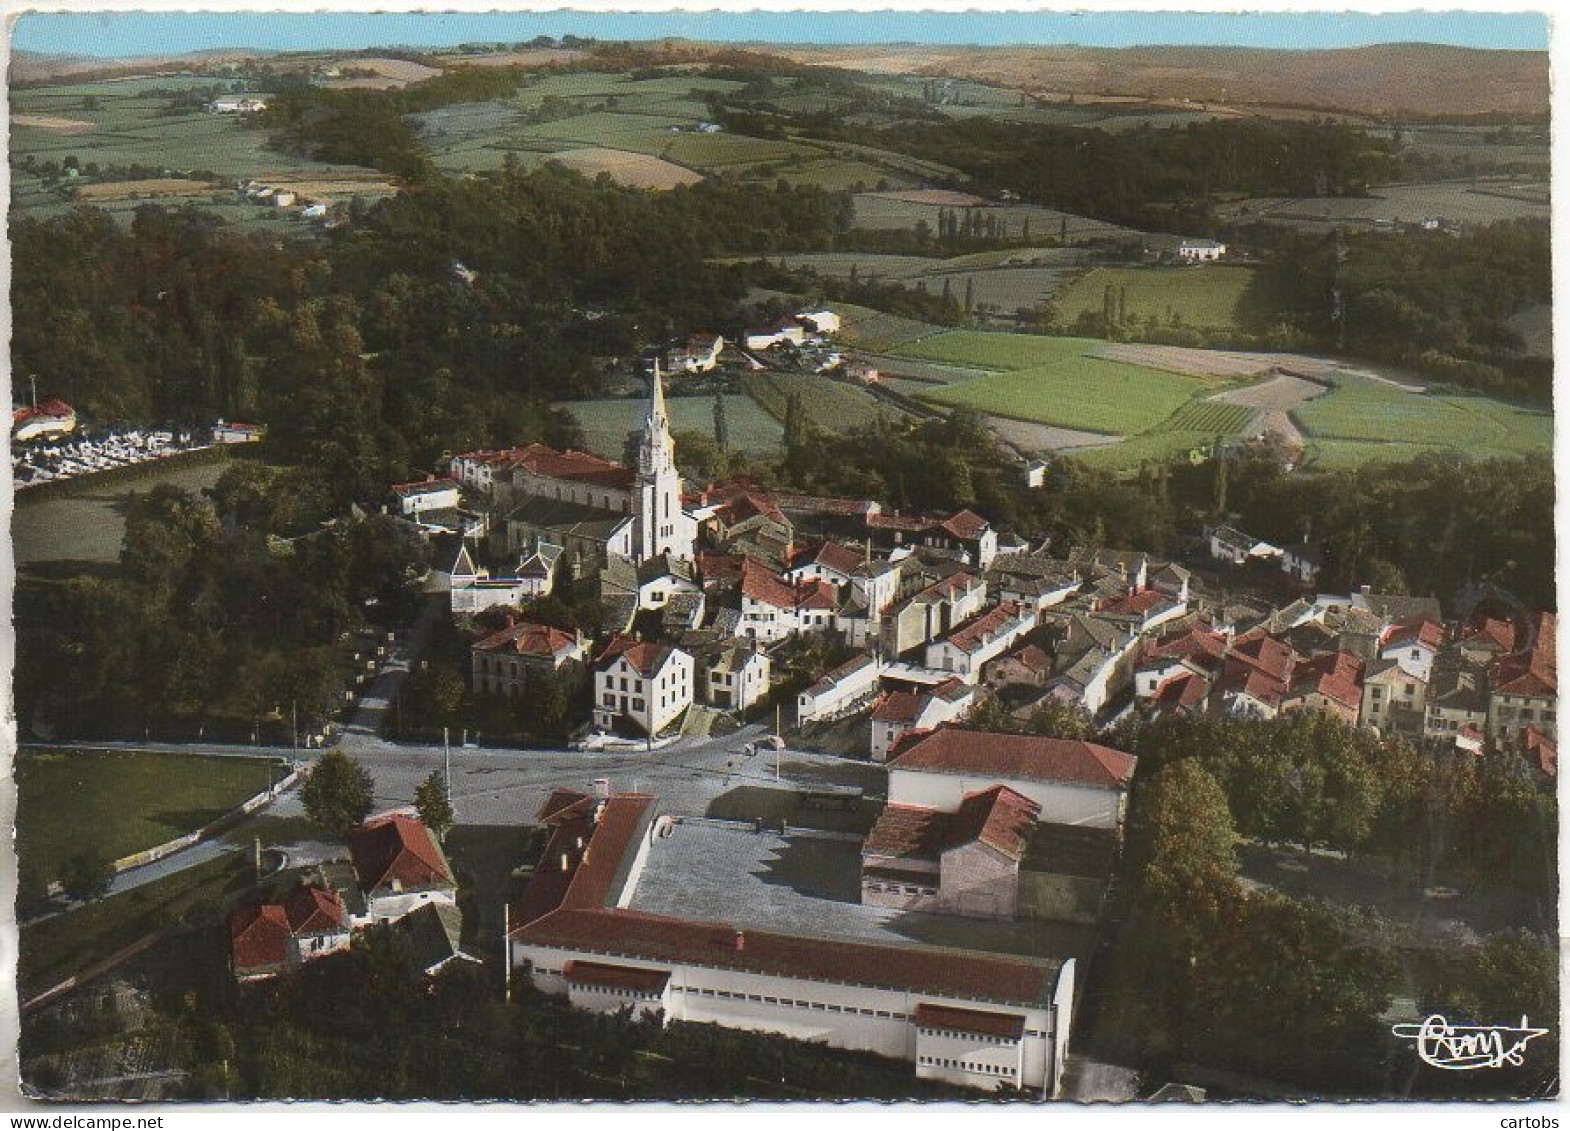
[633,360,693,562]
[638,361,675,477]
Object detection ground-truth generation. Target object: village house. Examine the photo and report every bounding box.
[1067,549,1149,595]
[1488,612,1557,742]
[1458,616,1518,665]
[869,678,974,762]
[797,652,886,724]
[869,510,998,570]
[834,558,903,649]
[1280,651,1364,725]
[669,333,725,374]
[983,642,1055,694]
[1377,616,1445,682]
[347,813,458,927]
[785,538,865,591]
[705,644,771,712]
[1424,663,1491,741]
[593,636,695,738]
[229,882,351,982]
[211,420,263,444]
[987,552,1082,612]
[925,602,1038,684]
[743,317,808,352]
[1207,525,1282,567]
[1035,612,1139,718]
[739,559,839,643]
[506,790,1076,1096]
[379,902,476,978]
[12,397,78,443]
[879,566,990,658]
[1280,541,1323,586]
[1360,660,1428,736]
[470,618,588,695]
[796,310,842,336]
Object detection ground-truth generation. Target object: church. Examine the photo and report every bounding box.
[453,368,697,575]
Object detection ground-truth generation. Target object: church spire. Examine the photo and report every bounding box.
[638,359,674,478]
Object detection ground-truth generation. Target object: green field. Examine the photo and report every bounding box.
[564,394,784,459]
[16,748,283,885]
[11,79,380,221]
[1293,383,1552,463]
[848,193,1139,243]
[1052,265,1255,332]
[743,372,902,432]
[893,333,1218,435]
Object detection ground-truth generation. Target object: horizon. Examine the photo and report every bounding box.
[11,10,1551,59]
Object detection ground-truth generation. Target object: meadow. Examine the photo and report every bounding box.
[1051,265,1255,332]
[1291,381,1552,464]
[849,192,1140,243]
[563,394,784,459]
[894,332,1224,435]
[15,748,283,885]
[1215,179,1550,230]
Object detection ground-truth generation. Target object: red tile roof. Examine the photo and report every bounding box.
[697,551,746,585]
[1152,670,1211,714]
[1382,616,1444,652]
[473,619,579,660]
[1524,726,1557,778]
[887,726,1136,790]
[511,794,657,929]
[1010,644,1053,674]
[1098,589,1173,619]
[795,538,863,578]
[511,442,634,490]
[392,476,459,497]
[1218,662,1289,707]
[938,510,991,540]
[230,904,291,972]
[1147,624,1227,670]
[514,907,1059,1006]
[348,814,453,894]
[284,884,344,935]
[948,785,1041,861]
[595,635,681,677]
[862,804,949,858]
[1229,631,1295,683]
[740,559,835,610]
[537,788,595,825]
[1288,651,1364,711]
[563,959,671,994]
[871,691,924,724]
[13,397,75,428]
[770,490,878,517]
[1462,617,1517,653]
[940,602,1029,655]
[913,1003,1026,1041]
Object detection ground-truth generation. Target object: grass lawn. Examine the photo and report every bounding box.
[19,852,251,998]
[563,394,783,459]
[16,748,285,884]
[1052,265,1255,332]
[898,333,1219,435]
[1292,384,1552,461]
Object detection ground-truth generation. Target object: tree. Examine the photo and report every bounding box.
[712,392,729,453]
[301,750,374,835]
[414,771,454,842]
[61,850,115,902]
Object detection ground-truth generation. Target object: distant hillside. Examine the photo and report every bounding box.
[776,42,1549,120]
[9,47,270,84]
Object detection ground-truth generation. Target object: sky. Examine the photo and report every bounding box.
[9,9,1551,58]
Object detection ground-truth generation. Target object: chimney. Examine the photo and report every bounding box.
[560,853,570,873]
[734,930,746,952]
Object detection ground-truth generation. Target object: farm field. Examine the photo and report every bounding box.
[771,248,1090,318]
[1215,179,1550,230]
[833,304,949,352]
[10,77,382,219]
[1052,265,1255,333]
[15,748,282,886]
[742,372,904,432]
[564,394,783,459]
[13,453,237,570]
[849,192,1141,243]
[1291,383,1552,462]
[894,332,1225,435]
[542,147,701,189]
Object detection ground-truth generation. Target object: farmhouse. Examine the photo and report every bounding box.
[392,476,461,518]
[507,790,1077,1096]
[669,333,725,374]
[705,644,770,712]
[229,882,351,982]
[1177,239,1227,262]
[869,678,974,762]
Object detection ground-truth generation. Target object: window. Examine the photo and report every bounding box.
[602,693,616,707]
[633,699,645,712]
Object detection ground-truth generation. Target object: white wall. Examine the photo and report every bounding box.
[888,768,1124,828]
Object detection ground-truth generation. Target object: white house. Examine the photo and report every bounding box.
[884,727,1137,830]
[670,333,725,374]
[211,95,269,113]
[797,652,886,724]
[1207,525,1281,566]
[869,678,974,762]
[507,791,1076,1097]
[924,602,1037,685]
[1377,616,1444,683]
[743,318,807,352]
[13,398,78,443]
[707,645,771,712]
[471,619,587,695]
[739,559,838,643]
[1360,660,1427,735]
[211,420,263,445]
[1177,239,1227,262]
[393,476,462,518]
[593,637,695,737]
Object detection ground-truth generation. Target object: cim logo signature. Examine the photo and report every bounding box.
[1392,1015,1550,1071]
